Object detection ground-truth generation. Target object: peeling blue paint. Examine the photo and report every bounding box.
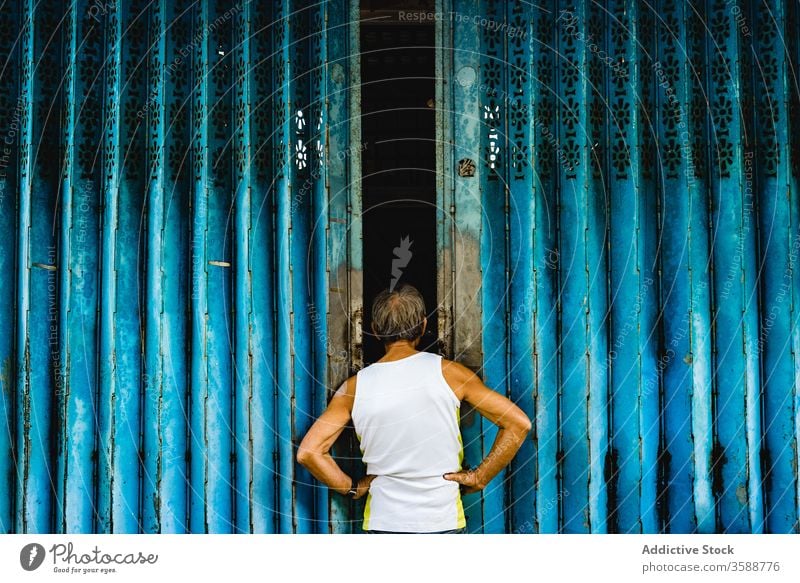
[0,0,799,535]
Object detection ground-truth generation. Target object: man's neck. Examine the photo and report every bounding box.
[379,341,419,362]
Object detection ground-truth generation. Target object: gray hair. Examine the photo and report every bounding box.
[371,284,426,343]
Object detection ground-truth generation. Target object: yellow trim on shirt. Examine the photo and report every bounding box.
[362,492,372,531]
[454,405,466,529]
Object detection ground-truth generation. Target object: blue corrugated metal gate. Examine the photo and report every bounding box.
[0,0,799,534]
[0,0,361,534]
[440,0,800,533]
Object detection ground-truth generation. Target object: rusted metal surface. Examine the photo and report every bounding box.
[2,0,800,535]
[0,0,357,534]
[438,0,800,533]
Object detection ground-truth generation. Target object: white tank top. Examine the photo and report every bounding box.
[352,351,466,532]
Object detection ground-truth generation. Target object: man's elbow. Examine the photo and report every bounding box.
[515,414,532,435]
[296,445,314,467]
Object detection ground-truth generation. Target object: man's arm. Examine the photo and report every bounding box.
[441,360,532,494]
[296,377,374,498]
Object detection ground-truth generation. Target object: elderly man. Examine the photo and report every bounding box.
[297,284,531,533]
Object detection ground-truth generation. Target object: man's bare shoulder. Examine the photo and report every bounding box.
[440,358,480,399]
[332,375,357,403]
[441,358,474,380]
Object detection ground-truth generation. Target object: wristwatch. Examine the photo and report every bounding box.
[347,477,358,498]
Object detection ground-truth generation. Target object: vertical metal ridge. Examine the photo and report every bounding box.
[690,0,717,533]
[705,0,756,533]
[557,0,592,534]
[274,0,293,533]
[249,0,277,534]
[755,0,796,533]
[21,0,63,534]
[56,0,76,535]
[14,0,35,534]
[0,0,21,535]
[477,0,508,535]
[585,0,609,534]
[608,0,646,534]
[310,0,330,533]
[233,0,254,535]
[684,0,715,533]
[506,0,535,533]
[187,0,205,533]
[97,0,122,534]
[188,0,209,534]
[62,0,104,534]
[635,3,660,535]
[739,0,764,534]
[655,0,689,533]
[202,0,234,534]
[787,0,800,535]
[159,0,192,534]
[656,0,702,533]
[290,0,315,535]
[113,0,147,534]
[531,0,560,534]
[792,0,800,532]
[142,0,167,534]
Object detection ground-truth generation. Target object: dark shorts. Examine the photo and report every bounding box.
[365,527,467,534]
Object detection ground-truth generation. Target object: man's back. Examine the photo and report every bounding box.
[352,351,466,533]
[297,284,530,534]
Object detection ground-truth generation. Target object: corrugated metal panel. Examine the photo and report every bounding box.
[0,0,361,534]
[2,0,800,535]
[441,0,800,533]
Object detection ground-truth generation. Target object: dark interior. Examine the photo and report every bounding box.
[360,2,438,364]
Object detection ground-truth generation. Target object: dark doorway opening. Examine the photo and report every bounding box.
[360,1,437,364]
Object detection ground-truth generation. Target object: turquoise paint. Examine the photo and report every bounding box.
[0,0,798,535]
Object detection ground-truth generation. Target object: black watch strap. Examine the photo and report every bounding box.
[347,477,358,497]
